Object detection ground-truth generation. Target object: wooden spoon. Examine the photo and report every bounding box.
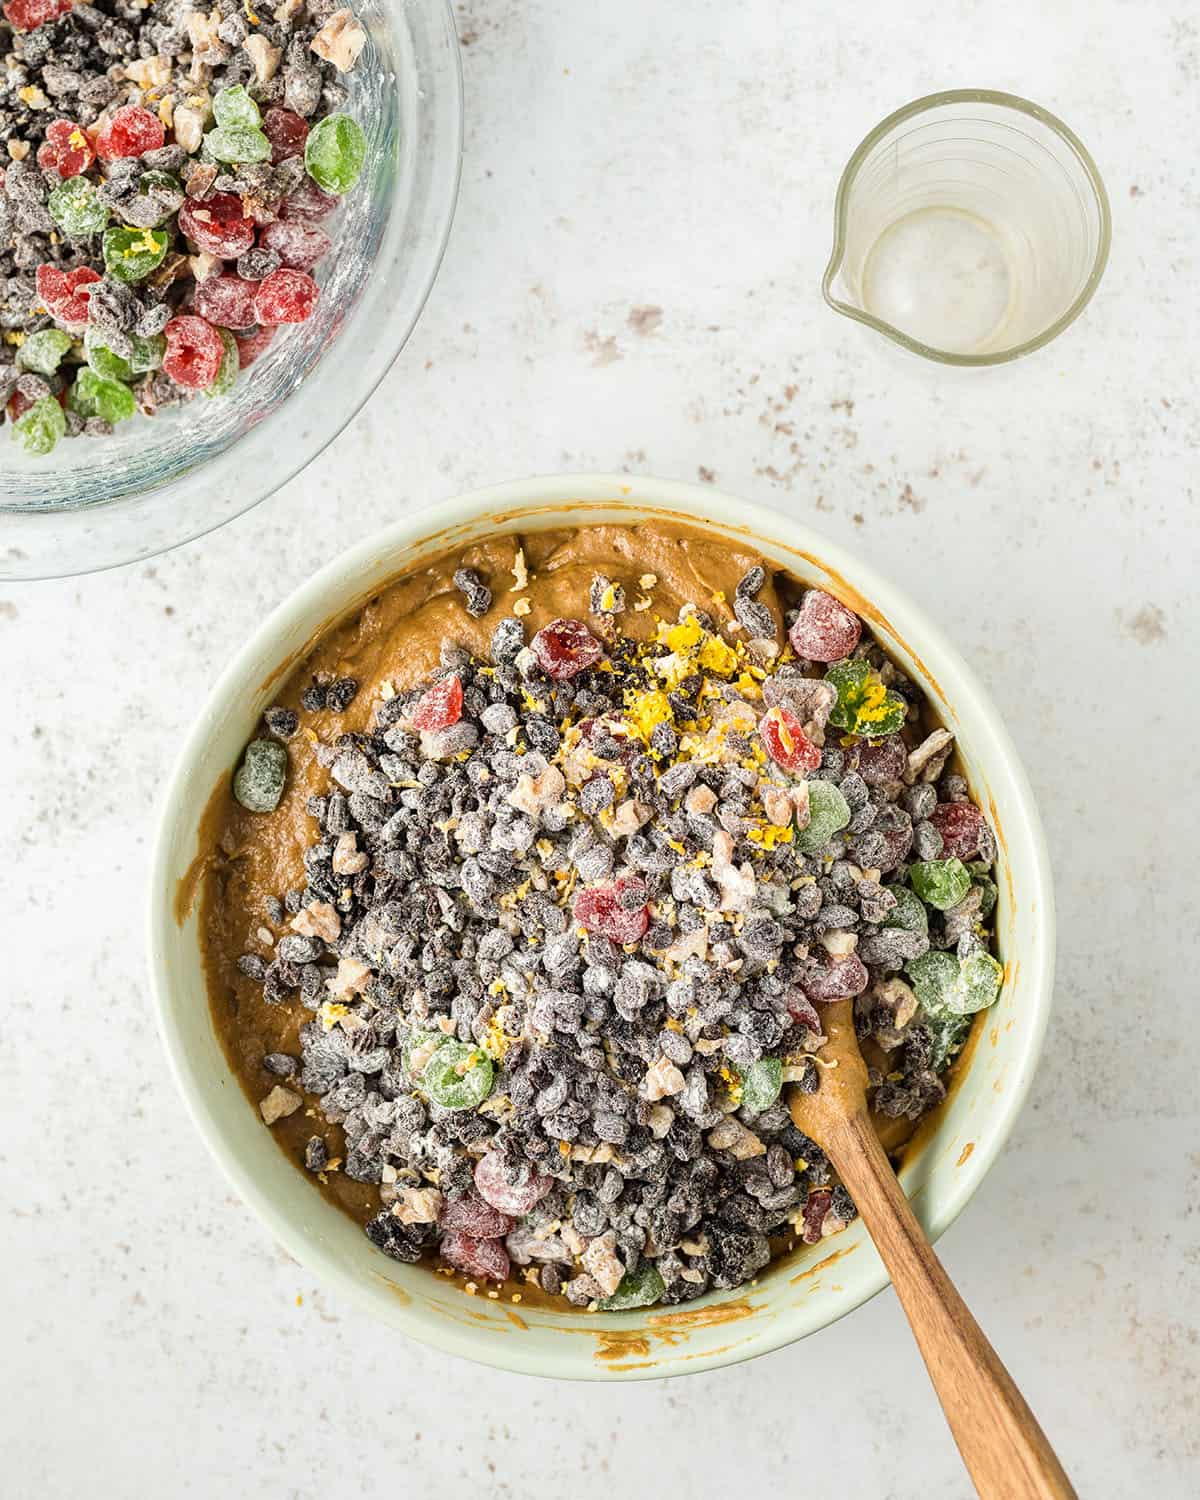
[789,1000,1077,1500]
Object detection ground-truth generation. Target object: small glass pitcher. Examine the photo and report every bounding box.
[822,90,1111,366]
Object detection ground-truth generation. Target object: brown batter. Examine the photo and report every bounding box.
[193,522,976,1278]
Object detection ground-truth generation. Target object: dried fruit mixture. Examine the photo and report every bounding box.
[221,549,1004,1310]
[0,0,368,451]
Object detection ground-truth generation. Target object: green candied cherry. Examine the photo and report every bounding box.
[422,1040,494,1110]
[205,329,239,399]
[84,328,133,382]
[738,1056,782,1114]
[16,328,73,376]
[972,874,998,920]
[824,658,907,739]
[304,113,365,194]
[598,1261,665,1311]
[70,368,135,425]
[232,737,287,812]
[925,1012,972,1072]
[48,175,109,237]
[129,331,166,375]
[11,395,66,455]
[883,885,929,935]
[213,84,261,129]
[907,949,1003,1021]
[905,951,961,1020]
[125,170,184,228]
[204,124,271,164]
[955,951,1004,1015]
[102,225,170,283]
[909,857,972,911]
[794,778,851,854]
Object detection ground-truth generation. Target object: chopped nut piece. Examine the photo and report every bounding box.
[173,103,207,154]
[707,1116,766,1159]
[259,1085,301,1124]
[125,56,171,91]
[684,784,717,816]
[581,1231,624,1296]
[640,1056,686,1101]
[507,764,566,818]
[290,901,341,942]
[610,798,652,835]
[392,1186,443,1225]
[244,33,283,83]
[188,251,222,282]
[325,956,371,998]
[332,830,368,874]
[310,7,367,72]
[906,728,953,783]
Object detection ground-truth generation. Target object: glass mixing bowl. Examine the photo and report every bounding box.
[0,0,462,581]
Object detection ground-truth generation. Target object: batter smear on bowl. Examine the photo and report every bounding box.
[199,524,1003,1309]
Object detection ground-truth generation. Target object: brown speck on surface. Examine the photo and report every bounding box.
[1119,604,1167,645]
[698,466,716,484]
[830,396,855,415]
[0,600,16,620]
[956,1141,975,1167]
[627,304,663,337]
[852,512,864,526]
[1130,183,1143,197]
[583,330,622,367]
[898,482,925,513]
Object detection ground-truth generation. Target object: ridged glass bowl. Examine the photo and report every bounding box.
[0,0,461,581]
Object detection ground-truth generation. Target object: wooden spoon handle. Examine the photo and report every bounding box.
[828,1108,1077,1500]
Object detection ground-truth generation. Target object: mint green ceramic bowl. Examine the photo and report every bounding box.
[147,474,1054,1379]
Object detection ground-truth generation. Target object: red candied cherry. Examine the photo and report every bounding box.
[851,733,907,787]
[801,1187,833,1245]
[3,0,72,31]
[162,315,225,390]
[438,1192,515,1239]
[258,218,332,274]
[574,875,650,944]
[474,1152,553,1216]
[759,704,821,773]
[531,618,603,680]
[94,104,164,162]
[178,192,257,259]
[409,674,462,731]
[788,589,862,662]
[262,106,309,164]
[194,275,258,330]
[800,952,869,1003]
[35,263,100,326]
[253,268,319,326]
[784,989,824,1035]
[929,801,987,861]
[438,1229,510,1283]
[234,325,276,369]
[279,177,340,223]
[36,118,95,177]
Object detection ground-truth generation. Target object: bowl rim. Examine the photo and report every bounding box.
[146,472,1056,1379]
[0,0,464,583]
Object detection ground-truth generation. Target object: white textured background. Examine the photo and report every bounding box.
[4,1,1198,1496]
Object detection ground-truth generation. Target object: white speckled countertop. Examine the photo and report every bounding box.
[3,1,1198,1495]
